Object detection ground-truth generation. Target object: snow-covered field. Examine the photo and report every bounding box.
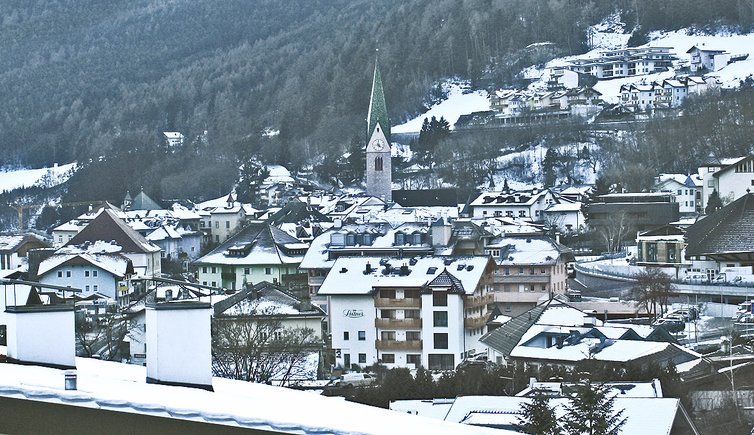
[0,162,77,192]
[392,82,489,134]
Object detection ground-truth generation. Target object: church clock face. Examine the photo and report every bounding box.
[372,139,384,150]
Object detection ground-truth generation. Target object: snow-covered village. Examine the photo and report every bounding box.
[4,2,754,434]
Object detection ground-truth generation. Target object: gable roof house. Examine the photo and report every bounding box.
[710,155,754,208]
[685,192,754,271]
[469,189,558,222]
[479,299,709,379]
[0,235,48,273]
[194,222,308,292]
[687,45,730,72]
[64,209,161,278]
[196,193,256,245]
[37,242,134,301]
[652,173,702,215]
[391,393,700,434]
[145,224,202,263]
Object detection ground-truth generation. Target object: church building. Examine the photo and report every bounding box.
[365,61,392,202]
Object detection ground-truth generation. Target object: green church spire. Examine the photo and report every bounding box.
[367,58,390,145]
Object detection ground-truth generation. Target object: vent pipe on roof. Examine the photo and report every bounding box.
[65,370,77,390]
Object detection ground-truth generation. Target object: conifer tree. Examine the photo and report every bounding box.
[516,390,560,435]
[562,380,626,435]
[543,147,558,187]
[705,189,723,215]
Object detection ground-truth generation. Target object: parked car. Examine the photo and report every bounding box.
[682,272,709,283]
[665,308,697,322]
[652,317,685,333]
[328,373,376,388]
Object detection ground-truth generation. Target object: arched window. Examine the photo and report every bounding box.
[375,157,383,172]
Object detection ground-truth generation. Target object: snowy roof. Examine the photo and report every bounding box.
[427,395,689,435]
[0,358,496,435]
[214,282,326,318]
[470,189,552,208]
[145,225,184,242]
[473,217,542,237]
[487,236,572,266]
[544,202,583,213]
[66,209,160,254]
[163,131,184,139]
[510,336,700,366]
[299,222,428,270]
[516,379,663,398]
[169,205,201,220]
[196,223,307,267]
[264,164,295,183]
[54,221,85,232]
[318,256,492,296]
[38,252,131,278]
[390,398,456,421]
[0,235,44,253]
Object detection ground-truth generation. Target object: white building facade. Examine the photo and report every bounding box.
[320,256,494,371]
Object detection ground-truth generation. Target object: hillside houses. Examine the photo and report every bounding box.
[488,87,602,120]
[566,46,677,79]
[618,76,716,112]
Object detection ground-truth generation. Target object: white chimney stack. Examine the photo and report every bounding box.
[146,298,213,390]
[5,299,75,369]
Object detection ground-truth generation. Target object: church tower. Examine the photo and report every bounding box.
[365,60,392,202]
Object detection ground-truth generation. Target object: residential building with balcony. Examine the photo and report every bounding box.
[485,236,574,317]
[318,256,495,371]
[566,46,676,79]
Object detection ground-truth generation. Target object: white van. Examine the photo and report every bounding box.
[331,373,376,388]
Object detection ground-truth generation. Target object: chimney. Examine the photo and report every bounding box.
[146,297,213,390]
[300,296,312,312]
[27,248,56,281]
[431,218,452,247]
[4,286,76,369]
[399,264,410,276]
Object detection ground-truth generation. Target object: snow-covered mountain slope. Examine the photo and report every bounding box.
[392,82,489,134]
[0,162,77,192]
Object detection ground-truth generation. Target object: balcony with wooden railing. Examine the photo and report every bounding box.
[465,293,494,309]
[464,315,489,329]
[307,275,326,287]
[492,273,551,284]
[375,339,422,351]
[374,297,421,309]
[375,318,422,329]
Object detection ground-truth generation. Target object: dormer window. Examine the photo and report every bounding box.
[346,233,356,246]
[412,233,422,245]
[362,233,372,245]
[394,232,405,246]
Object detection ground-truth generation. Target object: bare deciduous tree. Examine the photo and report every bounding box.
[212,306,320,386]
[594,211,633,254]
[631,268,674,320]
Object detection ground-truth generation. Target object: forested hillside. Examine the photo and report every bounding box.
[3,0,754,202]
